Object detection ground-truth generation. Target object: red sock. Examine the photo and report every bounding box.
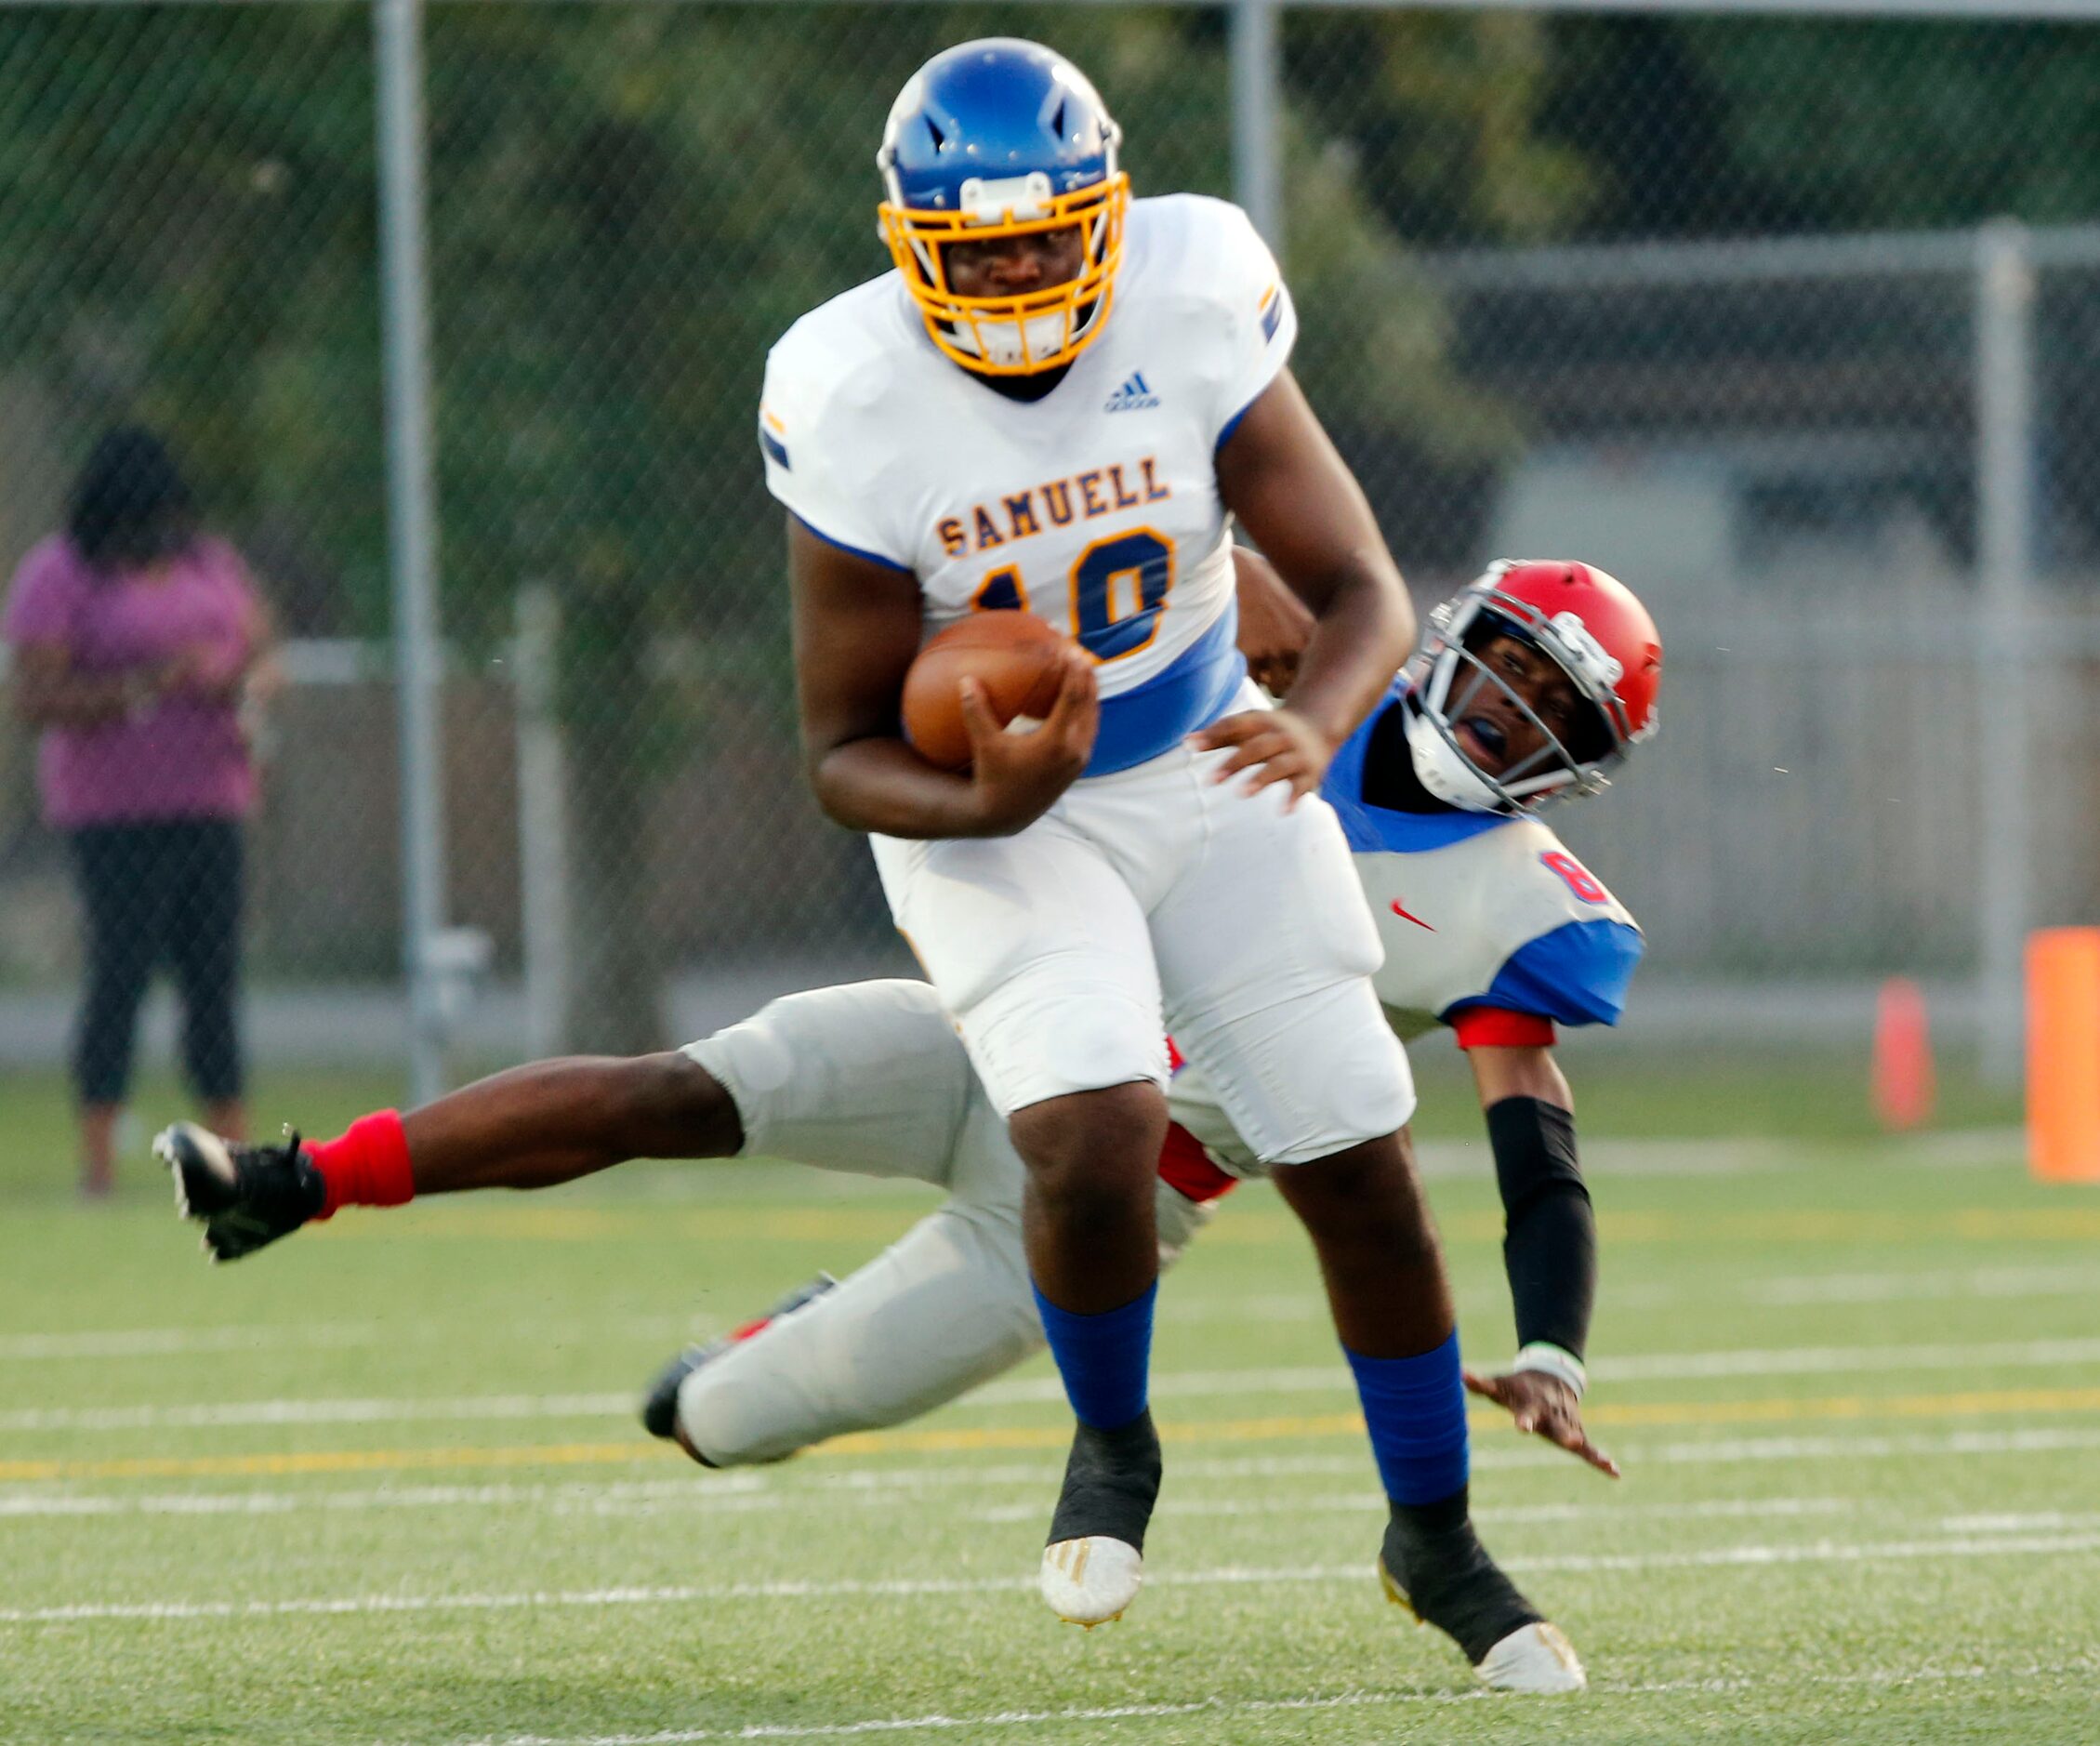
[307,1110,415,1219]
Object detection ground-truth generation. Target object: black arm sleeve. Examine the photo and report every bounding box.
[1485,1095,1595,1361]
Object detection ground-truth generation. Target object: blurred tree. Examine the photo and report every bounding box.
[0,3,1530,1045]
[1286,11,1598,246]
[1686,21,2100,230]
[1545,18,2100,239]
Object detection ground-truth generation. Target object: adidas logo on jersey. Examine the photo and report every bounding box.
[1104,372,1160,412]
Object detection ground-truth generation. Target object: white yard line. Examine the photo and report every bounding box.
[962,1494,1858,1527]
[1191,1261,2100,1320]
[1409,1128,2021,1180]
[1597,1335,2100,1382]
[0,1392,637,1433]
[1746,1263,2100,1305]
[6,1425,2097,1525]
[455,1689,1491,1746]
[7,1531,2099,1628]
[1624,1423,2100,1466]
[0,1480,1856,1528]
[8,1255,2089,1364]
[0,1476,773,1521]
[423,1655,2093,1746]
[985,1335,2100,1402]
[0,1324,397,1362]
[0,1318,725,1365]
[13,1334,2100,1434]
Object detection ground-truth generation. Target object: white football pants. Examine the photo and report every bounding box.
[871,680,1415,1162]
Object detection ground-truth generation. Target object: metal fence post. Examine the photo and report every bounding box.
[1230,0,1283,254]
[514,584,573,1062]
[374,0,451,1107]
[1975,218,2037,1081]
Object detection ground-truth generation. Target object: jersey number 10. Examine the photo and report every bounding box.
[973,528,1176,664]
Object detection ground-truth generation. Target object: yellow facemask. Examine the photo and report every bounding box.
[879,170,1130,377]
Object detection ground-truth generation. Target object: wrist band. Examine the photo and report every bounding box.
[1510,1342,1588,1399]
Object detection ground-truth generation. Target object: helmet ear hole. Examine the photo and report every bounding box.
[1565,706,1616,767]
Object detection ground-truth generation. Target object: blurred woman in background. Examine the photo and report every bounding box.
[4,427,275,1197]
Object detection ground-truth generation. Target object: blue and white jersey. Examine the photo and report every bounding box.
[1168,688,1644,1174]
[759,194,1296,774]
[1322,686,1645,1041]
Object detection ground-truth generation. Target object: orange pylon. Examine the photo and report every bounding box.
[1872,976,1935,1132]
[2027,928,2100,1183]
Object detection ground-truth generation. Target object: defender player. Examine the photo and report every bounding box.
[772,34,1453,1639]
[162,556,1660,1696]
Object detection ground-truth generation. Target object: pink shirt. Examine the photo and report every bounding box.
[4,535,260,828]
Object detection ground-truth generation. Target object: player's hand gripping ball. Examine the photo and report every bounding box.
[903,613,1074,771]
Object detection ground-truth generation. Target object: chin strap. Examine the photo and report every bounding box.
[1402,704,1509,814]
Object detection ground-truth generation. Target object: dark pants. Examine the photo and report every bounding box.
[69,819,245,1106]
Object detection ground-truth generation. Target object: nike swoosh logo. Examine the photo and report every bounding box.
[1390,899,1434,932]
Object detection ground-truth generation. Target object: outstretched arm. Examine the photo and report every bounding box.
[1459,1040,1618,1479]
[1196,371,1415,802]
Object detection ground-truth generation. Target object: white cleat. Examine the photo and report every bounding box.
[1474,1621,1587,1694]
[1039,1535,1142,1627]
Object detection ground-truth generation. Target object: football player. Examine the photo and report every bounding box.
[161,555,1659,1696]
[770,34,1446,1640]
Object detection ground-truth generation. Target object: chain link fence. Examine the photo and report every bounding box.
[0,3,2094,1094]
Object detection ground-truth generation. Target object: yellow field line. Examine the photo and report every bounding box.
[8,1385,2100,1484]
[317,1204,2100,1247]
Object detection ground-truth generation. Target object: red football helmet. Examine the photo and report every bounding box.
[1407,559,1662,813]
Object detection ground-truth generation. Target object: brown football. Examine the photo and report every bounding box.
[902,612,1072,771]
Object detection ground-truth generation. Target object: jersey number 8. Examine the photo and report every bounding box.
[1540,851,1609,905]
[973,528,1175,664]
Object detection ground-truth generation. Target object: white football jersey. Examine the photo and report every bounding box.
[1170,685,1644,1172]
[1349,814,1642,1039]
[759,194,1297,773]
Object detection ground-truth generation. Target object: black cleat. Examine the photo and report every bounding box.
[1378,1488,1584,1691]
[155,1122,325,1263]
[1040,1409,1162,1625]
[640,1274,839,1443]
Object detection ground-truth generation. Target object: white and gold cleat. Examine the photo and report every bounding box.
[1039,1535,1142,1627]
[1474,1621,1587,1695]
[1380,1541,1585,1694]
[1040,1409,1160,1627]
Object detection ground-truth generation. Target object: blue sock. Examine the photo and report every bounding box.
[1344,1332,1470,1505]
[1033,1279,1156,1431]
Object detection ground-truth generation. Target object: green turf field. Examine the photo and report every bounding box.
[4,1057,2094,1744]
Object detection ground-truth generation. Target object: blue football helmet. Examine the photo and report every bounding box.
[878,38,1129,375]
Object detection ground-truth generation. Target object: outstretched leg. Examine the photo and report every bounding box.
[399,1052,741,1193]
[161,1051,739,1261]
[165,979,978,1267]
